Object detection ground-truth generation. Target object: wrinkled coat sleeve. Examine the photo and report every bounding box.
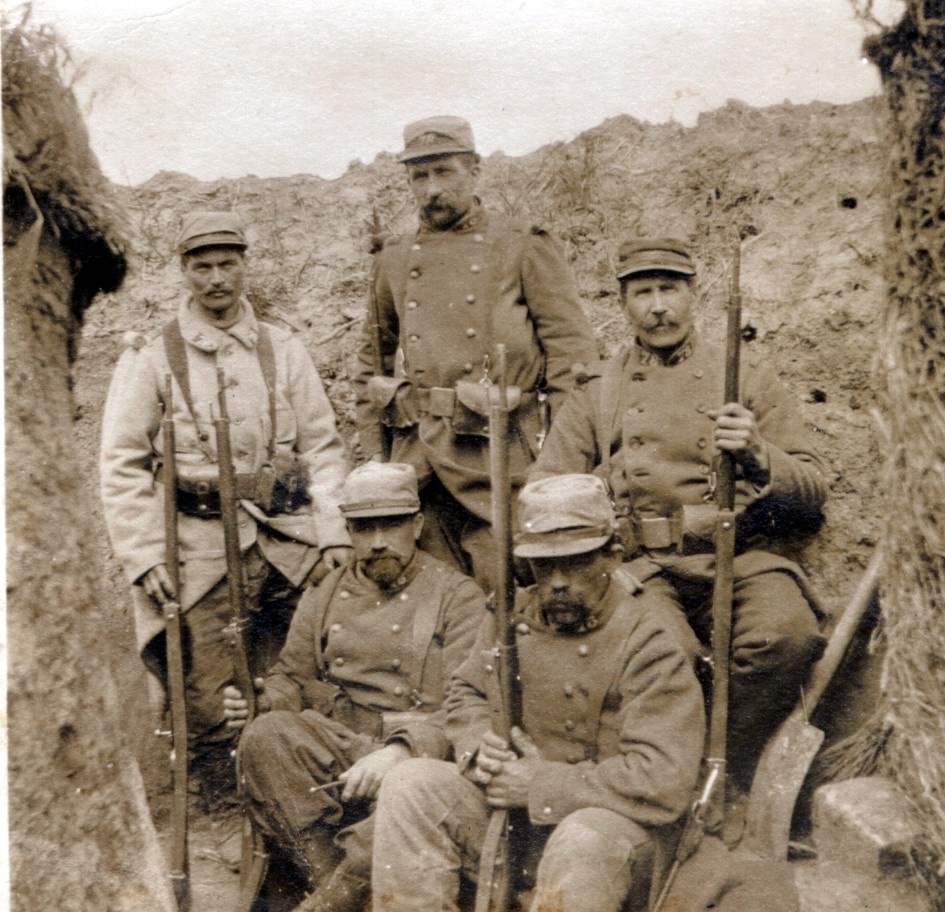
[444,614,501,769]
[525,622,704,828]
[284,336,351,547]
[352,257,400,461]
[520,231,599,414]
[388,573,488,759]
[100,346,166,585]
[744,361,828,512]
[263,578,331,713]
[529,379,603,481]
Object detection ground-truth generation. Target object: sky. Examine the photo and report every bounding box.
[24,0,904,186]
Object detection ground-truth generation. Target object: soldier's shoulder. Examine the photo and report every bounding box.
[416,552,486,598]
[490,211,552,240]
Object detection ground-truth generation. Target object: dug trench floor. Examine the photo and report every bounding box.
[151,786,934,912]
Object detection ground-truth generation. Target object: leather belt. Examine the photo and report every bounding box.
[157,465,258,518]
[414,386,537,418]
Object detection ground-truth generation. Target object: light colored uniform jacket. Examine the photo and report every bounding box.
[100,297,350,652]
[353,203,598,521]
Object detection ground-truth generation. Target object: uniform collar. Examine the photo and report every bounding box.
[177,295,259,353]
[634,332,695,366]
[417,197,487,235]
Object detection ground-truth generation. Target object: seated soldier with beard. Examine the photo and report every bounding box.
[371,474,705,912]
[223,462,486,912]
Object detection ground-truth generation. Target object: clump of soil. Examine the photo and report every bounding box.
[75,96,888,769]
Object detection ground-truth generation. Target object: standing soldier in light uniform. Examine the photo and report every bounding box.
[532,237,828,793]
[100,211,352,806]
[353,116,598,592]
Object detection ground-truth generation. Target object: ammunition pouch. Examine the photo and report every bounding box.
[625,504,751,557]
[167,459,308,518]
[366,375,418,429]
[253,453,311,516]
[414,381,526,439]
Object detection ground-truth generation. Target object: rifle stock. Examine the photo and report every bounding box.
[214,370,269,911]
[162,376,190,912]
[474,344,521,912]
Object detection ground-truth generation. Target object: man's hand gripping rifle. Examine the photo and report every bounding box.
[474,344,523,912]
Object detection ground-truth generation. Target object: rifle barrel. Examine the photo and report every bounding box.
[162,375,190,911]
[214,369,257,723]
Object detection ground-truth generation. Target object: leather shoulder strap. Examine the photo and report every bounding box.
[162,318,215,460]
[255,322,278,458]
[596,348,631,488]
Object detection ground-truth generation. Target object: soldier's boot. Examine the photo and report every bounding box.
[289,825,344,893]
[293,863,370,912]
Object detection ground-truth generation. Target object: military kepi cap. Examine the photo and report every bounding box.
[616,237,695,280]
[176,211,248,256]
[340,462,421,518]
[398,115,476,163]
[514,474,617,558]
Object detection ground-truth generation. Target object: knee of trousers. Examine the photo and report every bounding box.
[732,593,824,677]
[237,710,300,792]
[538,808,647,878]
[378,757,459,811]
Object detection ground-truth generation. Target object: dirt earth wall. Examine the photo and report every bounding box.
[73,97,888,776]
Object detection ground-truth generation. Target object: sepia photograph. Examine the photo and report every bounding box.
[5,1,943,911]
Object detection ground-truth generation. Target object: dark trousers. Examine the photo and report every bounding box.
[641,567,825,790]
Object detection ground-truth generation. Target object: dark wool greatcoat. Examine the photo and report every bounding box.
[353,203,598,522]
[532,333,828,591]
[264,550,487,756]
[445,572,705,830]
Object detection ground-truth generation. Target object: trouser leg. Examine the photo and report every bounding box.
[668,567,825,791]
[532,808,652,912]
[372,758,490,912]
[726,571,825,790]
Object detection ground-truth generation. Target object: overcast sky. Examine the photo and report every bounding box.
[26,0,902,186]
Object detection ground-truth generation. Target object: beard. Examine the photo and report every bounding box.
[361,552,408,586]
[421,201,464,230]
[541,596,590,632]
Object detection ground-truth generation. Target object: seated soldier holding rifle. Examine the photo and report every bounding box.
[224,461,487,912]
[370,474,704,912]
[531,237,828,795]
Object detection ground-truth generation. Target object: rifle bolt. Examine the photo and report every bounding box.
[155,729,171,738]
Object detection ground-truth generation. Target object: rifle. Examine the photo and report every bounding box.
[651,244,742,912]
[162,376,191,912]
[214,370,269,912]
[474,343,522,912]
[368,207,393,460]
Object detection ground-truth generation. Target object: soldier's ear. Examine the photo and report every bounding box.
[411,511,425,541]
